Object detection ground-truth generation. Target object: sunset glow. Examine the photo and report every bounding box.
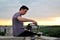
[0,19,12,26]
[0,17,60,26]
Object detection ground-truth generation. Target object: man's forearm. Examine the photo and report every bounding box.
[17,16,34,22]
[20,18,34,22]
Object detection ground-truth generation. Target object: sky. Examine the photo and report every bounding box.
[0,0,60,25]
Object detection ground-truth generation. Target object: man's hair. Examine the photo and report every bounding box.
[19,5,29,10]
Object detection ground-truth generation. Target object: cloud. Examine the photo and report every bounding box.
[0,0,19,18]
[24,0,60,18]
[0,0,60,19]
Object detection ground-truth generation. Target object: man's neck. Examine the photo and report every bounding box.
[18,11,22,16]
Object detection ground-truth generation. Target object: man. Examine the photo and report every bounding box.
[12,5,40,37]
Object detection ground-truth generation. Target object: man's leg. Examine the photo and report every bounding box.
[17,30,37,37]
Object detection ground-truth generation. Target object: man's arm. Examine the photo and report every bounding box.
[17,16,34,22]
[17,16,37,25]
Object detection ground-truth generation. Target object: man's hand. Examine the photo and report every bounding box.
[33,21,37,25]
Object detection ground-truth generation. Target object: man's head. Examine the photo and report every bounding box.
[19,5,29,15]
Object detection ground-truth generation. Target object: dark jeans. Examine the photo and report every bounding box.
[15,30,37,37]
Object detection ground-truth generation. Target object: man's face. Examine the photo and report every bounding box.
[20,9,28,15]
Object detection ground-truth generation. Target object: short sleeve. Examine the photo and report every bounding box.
[13,13,20,19]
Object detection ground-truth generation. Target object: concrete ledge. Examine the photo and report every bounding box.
[0,36,42,40]
[0,36,59,40]
[0,36,41,40]
[40,36,59,40]
[0,36,24,40]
